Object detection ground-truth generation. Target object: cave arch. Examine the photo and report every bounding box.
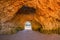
[16,5,36,14]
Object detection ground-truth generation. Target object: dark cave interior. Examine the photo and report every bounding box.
[16,5,36,14]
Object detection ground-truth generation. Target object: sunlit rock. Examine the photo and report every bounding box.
[0,0,60,34]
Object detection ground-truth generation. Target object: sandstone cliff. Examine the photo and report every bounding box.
[0,0,60,34]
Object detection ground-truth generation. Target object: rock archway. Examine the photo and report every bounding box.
[0,0,60,34]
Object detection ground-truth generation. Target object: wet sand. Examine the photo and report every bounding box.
[0,30,60,40]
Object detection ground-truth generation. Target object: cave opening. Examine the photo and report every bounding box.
[17,5,36,14]
[24,21,32,30]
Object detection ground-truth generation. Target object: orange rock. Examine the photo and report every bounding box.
[0,0,60,32]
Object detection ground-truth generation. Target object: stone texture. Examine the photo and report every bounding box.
[0,0,60,34]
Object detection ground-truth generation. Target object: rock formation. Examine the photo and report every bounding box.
[0,0,60,34]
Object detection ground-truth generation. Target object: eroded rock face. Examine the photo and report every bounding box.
[0,0,60,34]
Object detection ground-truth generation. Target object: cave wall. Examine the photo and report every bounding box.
[0,0,60,34]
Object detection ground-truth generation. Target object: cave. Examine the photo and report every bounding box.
[24,21,32,30]
[17,5,36,14]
